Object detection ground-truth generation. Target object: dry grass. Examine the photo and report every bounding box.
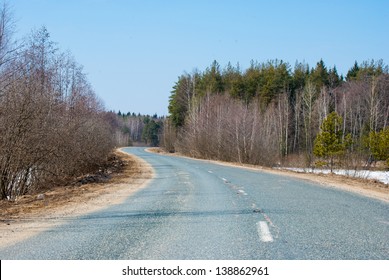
[0,150,153,221]
[0,149,153,247]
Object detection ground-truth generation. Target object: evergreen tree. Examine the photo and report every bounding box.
[258,60,291,106]
[347,59,388,81]
[198,60,224,95]
[310,59,329,90]
[328,66,342,88]
[142,119,162,147]
[368,127,389,166]
[242,61,261,103]
[313,112,351,172]
[222,62,244,99]
[168,74,194,127]
[292,61,309,93]
[346,61,360,81]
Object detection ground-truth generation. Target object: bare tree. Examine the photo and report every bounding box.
[0,26,115,200]
[0,1,19,93]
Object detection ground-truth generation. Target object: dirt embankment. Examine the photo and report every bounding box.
[0,149,153,248]
[148,148,389,203]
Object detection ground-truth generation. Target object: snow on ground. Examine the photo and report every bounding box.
[278,168,389,185]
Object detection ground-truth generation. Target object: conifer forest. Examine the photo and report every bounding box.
[165,59,389,169]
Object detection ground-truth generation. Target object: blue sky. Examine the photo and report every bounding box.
[11,0,389,115]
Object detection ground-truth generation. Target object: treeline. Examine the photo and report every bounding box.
[165,59,389,169]
[107,111,164,147]
[0,4,115,199]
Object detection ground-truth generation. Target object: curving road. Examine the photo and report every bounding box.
[0,147,388,259]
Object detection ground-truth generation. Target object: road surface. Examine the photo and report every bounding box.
[0,147,388,259]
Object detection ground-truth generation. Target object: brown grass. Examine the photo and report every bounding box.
[0,149,153,247]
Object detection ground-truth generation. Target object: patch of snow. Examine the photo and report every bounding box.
[278,168,389,185]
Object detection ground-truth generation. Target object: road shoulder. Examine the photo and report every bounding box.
[146,148,389,203]
[0,149,153,248]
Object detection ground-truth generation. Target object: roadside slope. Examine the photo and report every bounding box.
[0,149,153,248]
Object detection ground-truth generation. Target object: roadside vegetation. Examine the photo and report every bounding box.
[0,3,163,201]
[0,7,116,199]
[0,3,119,200]
[164,59,389,172]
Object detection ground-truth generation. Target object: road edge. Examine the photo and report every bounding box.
[145,148,389,204]
[0,148,154,249]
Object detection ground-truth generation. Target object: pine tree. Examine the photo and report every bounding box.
[142,119,162,147]
[310,59,329,90]
[346,61,359,81]
[368,127,389,167]
[313,112,350,172]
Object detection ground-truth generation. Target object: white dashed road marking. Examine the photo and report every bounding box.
[238,189,248,195]
[257,221,274,242]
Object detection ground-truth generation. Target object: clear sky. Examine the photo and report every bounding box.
[10,0,389,116]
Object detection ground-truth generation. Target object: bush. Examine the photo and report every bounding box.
[0,27,115,200]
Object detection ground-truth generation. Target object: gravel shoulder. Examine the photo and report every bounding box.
[0,149,153,248]
[147,148,389,203]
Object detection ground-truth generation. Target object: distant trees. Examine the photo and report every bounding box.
[142,117,162,147]
[112,111,164,147]
[168,73,196,128]
[165,58,389,170]
[172,93,286,165]
[0,5,116,200]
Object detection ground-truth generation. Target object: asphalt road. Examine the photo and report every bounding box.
[0,147,388,259]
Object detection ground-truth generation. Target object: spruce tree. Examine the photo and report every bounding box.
[313,112,350,172]
[368,127,389,167]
